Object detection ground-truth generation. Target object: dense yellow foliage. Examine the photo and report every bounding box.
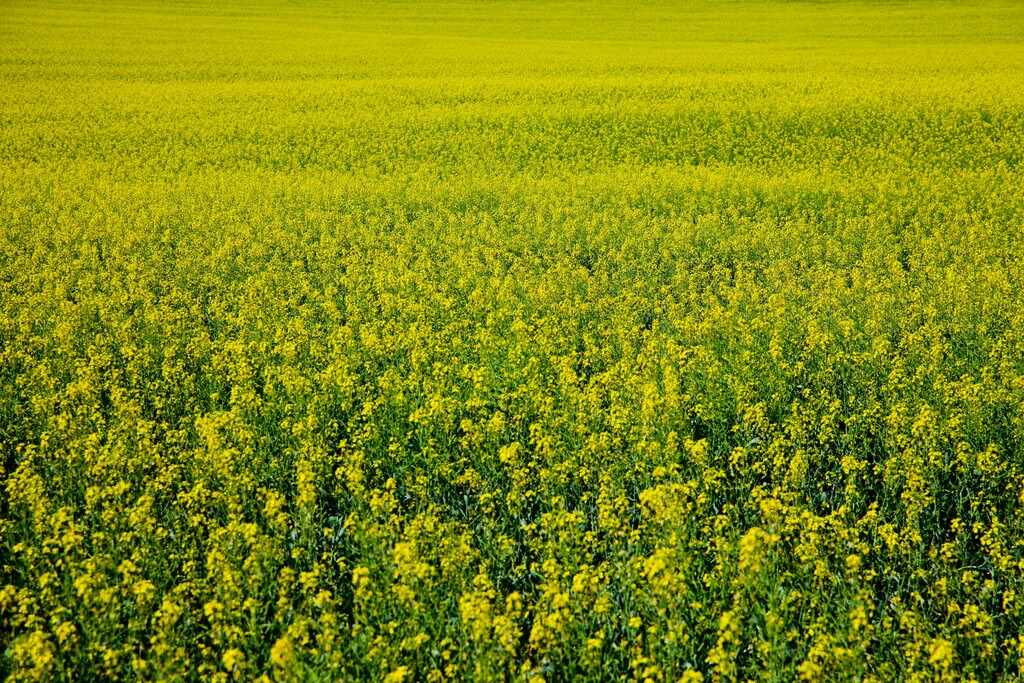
[2,1,1024,681]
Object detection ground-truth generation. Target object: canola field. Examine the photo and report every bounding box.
[3,1,1024,681]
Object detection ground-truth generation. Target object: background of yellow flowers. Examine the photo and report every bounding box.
[2,1,1024,681]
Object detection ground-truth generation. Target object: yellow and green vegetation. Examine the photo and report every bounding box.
[3,0,1024,680]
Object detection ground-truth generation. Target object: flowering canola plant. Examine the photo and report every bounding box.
[2,0,1024,681]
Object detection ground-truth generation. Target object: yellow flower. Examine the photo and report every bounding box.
[222,648,245,672]
[270,637,295,669]
[384,666,411,683]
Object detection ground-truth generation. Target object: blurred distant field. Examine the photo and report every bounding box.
[2,1,1024,681]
